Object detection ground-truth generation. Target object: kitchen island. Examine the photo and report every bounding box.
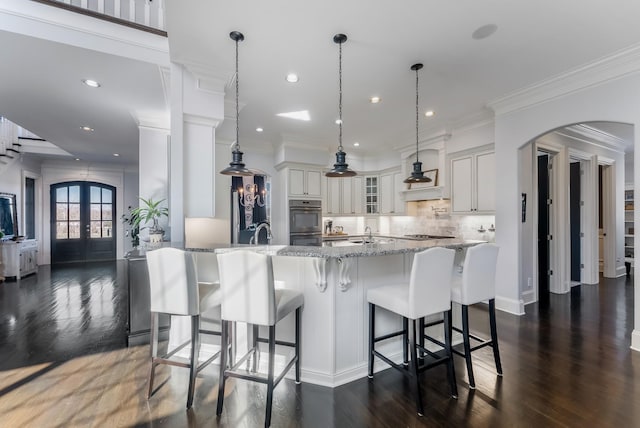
[133,238,482,387]
[214,238,480,387]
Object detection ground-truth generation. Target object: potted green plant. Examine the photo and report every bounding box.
[121,206,141,248]
[131,197,169,244]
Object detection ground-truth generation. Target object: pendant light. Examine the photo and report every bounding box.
[220,31,253,176]
[404,63,432,184]
[326,33,356,178]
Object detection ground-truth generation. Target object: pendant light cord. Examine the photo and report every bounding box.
[415,66,419,163]
[235,37,240,152]
[338,39,343,152]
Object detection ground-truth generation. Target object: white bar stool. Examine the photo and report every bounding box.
[450,243,503,389]
[216,250,303,428]
[146,247,222,409]
[367,247,457,416]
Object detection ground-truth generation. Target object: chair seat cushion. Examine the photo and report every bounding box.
[198,282,221,312]
[275,289,304,323]
[367,283,411,319]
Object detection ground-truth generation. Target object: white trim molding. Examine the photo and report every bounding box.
[488,43,640,116]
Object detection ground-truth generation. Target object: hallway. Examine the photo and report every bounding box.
[0,263,639,427]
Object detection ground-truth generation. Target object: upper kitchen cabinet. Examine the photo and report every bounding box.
[365,176,379,214]
[450,147,495,214]
[379,170,405,215]
[289,167,322,198]
[325,176,363,215]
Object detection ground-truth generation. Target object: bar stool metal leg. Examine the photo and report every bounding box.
[265,325,276,427]
[368,303,375,378]
[443,309,458,398]
[461,305,476,389]
[489,299,503,375]
[252,324,259,373]
[187,315,200,409]
[403,317,409,364]
[216,320,229,416]
[295,307,301,384]
[409,319,424,416]
[147,312,159,399]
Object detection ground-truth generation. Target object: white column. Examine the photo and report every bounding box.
[494,122,526,315]
[169,63,226,243]
[138,126,170,241]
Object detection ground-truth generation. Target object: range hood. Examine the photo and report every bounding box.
[401,186,445,202]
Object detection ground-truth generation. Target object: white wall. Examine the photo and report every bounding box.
[493,72,640,322]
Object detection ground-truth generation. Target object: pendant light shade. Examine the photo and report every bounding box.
[404,63,432,184]
[326,33,356,178]
[220,31,253,176]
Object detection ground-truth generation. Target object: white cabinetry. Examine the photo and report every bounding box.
[1,240,38,280]
[451,150,495,214]
[379,171,405,214]
[289,168,322,198]
[325,176,363,215]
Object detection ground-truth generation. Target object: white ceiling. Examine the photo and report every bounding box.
[1,1,639,165]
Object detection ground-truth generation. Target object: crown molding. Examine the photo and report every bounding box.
[552,129,626,155]
[488,42,640,116]
[178,58,230,94]
[183,113,221,128]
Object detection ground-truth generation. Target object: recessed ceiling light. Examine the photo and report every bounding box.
[81,126,94,132]
[425,110,435,117]
[472,24,498,40]
[335,119,342,125]
[82,79,101,88]
[276,110,310,121]
[256,127,263,132]
[285,73,299,83]
[353,142,360,147]
[75,158,80,161]
[370,96,381,104]
[113,153,120,157]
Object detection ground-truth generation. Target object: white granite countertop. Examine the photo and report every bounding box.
[277,238,482,258]
[131,238,484,260]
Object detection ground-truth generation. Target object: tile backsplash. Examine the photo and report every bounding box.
[325,200,496,242]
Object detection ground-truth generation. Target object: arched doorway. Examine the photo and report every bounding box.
[50,181,116,263]
[518,121,632,304]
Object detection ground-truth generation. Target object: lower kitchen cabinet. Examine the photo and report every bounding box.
[1,239,38,280]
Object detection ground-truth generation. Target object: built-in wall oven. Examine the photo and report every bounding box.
[289,199,322,246]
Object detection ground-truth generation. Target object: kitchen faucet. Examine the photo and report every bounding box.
[364,226,373,242]
[250,222,272,245]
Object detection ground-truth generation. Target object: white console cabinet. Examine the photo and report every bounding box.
[1,240,38,280]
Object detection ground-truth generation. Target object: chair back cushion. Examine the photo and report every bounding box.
[217,250,276,325]
[146,247,199,315]
[193,252,220,285]
[409,247,455,319]
[461,243,499,304]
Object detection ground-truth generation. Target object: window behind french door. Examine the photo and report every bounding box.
[50,181,116,264]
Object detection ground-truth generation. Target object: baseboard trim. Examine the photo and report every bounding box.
[495,295,525,315]
[631,330,640,352]
[522,289,536,305]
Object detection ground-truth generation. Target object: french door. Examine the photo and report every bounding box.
[51,182,116,264]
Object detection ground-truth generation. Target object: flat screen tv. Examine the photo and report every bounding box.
[0,192,18,239]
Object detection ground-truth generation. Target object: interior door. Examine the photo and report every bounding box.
[51,182,116,264]
[570,162,581,282]
[537,154,550,299]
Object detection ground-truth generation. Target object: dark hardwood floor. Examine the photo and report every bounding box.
[0,263,639,427]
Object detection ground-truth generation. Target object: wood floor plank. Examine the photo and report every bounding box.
[1,262,640,426]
